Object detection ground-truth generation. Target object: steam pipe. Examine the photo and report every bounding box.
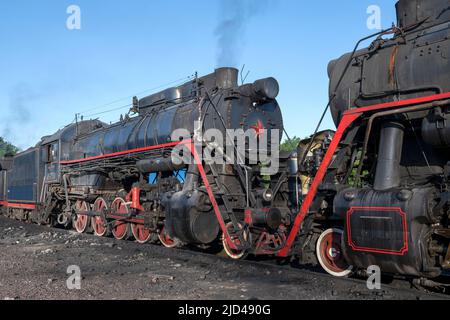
[354,99,450,186]
[136,158,184,173]
[373,121,405,191]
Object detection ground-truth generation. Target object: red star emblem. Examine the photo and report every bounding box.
[250,120,265,138]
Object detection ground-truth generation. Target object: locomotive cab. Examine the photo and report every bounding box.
[41,140,60,184]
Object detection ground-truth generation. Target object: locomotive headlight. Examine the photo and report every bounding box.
[253,77,280,100]
[262,189,273,202]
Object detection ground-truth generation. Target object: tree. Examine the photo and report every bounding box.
[0,137,19,157]
[280,136,301,153]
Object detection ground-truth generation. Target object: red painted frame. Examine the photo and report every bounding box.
[346,206,408,256]
[278,91,450,257]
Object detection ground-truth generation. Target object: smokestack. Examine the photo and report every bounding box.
[214,67,239,89]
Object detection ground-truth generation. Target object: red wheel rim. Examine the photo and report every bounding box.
[92,198,108,237]
[74,201,89,233]
[158,226,178,248]
[131,223,152,244]
[111,198,130,240]
[318,230,349,274]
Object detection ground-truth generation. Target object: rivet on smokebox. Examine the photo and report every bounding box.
[344,191,356,202]
[397,190,412,201]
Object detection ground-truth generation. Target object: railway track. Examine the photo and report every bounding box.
[184,245,450,299]
[0,215,448,300]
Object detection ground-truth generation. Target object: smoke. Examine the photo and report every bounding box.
[214,0,270,67]
[1,83,36,149]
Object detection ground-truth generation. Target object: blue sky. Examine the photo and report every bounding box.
[0,0,397,149]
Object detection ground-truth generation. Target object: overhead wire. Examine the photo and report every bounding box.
[76,74,196,119]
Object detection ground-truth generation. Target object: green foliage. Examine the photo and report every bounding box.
[346,150,369,187]
[280,136,301,152]
[0,137,19,158]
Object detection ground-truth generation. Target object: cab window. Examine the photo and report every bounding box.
[46,143,59,163]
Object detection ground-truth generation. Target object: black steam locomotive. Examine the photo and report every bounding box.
[0,67,289,259]
[299,0,450,279]
[1,0,450,284]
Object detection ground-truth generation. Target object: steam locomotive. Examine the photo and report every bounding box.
[1,0,450,284]
[305,0,450,279]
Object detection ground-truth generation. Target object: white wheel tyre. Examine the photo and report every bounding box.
[222,237,248,260]
[316,228,353,277]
